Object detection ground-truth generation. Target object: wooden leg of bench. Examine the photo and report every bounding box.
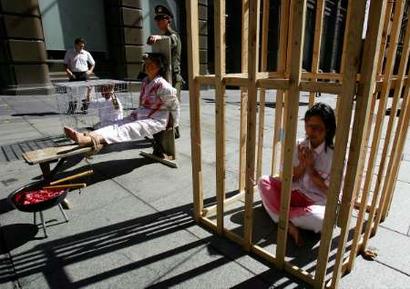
[141,128,177,168]
[140,151,177,168]
[39,163,51,180]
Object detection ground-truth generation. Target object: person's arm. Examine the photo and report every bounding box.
[64,64,75,79]
[87,52,96,75]
[147,35,169,44]
[293,145,306,181]
[304,149,329,193]
[306,167,329,193]
[63,51,75,79]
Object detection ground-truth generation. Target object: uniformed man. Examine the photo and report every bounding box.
[147,5,183,102]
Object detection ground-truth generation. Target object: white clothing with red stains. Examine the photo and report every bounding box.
[94,76,179,144]
[258,139,333,233]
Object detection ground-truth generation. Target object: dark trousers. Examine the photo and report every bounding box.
[67,71,89,114]
[69,71,88,81]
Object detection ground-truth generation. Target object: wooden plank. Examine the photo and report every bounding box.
[275,0,306,268]
[256,0,271,181]
[376,2,394,75]
[196,75,216,85]
[379,79,410,220]
[223,76,249,87]
[186,0,203,221]
[358,0,405,254]
[299,81,342,94]
[313,1,368,288]
[379,78,410,224]
[243,0,260,251]
[328,1,388,288]
[373,8,410,225]
[22,145,91,165]
[214,0,226,235]
[284,263,315,287]
[202,191,245,216]
[239,89,248,193]
[257,78,290,89]
[302,72,342,81]
[339,0,352,74]
[308,0,325,107]
[270,0,290,177]
[271,90,284,176]
[238,0,249,194]
[251,244,278,264]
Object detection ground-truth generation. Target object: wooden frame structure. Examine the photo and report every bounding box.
[186,1,410,288]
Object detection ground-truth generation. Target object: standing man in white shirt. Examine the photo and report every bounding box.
[64,38,95,81]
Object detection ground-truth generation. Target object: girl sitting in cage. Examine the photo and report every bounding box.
[86,83,124,128]
[258,102,336,246]
[64,53,179,154]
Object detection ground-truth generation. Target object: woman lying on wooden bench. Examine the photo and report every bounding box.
[64,53,179,156]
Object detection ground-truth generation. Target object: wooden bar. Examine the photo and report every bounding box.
[302,72,342,81]
[314,1,368,288]
[308,0,325,107]
[186,0,203,221]
[239,89,248,193]
[214,0,226,235]
[378,80,410,224]
[275,0,306,268]
[299,81,342,94]
[372,10,410,227]
[270,0,291,177]
[196,75,216,85]
[243,0,260,251]
[223,76,249,87]
[256,0,271,181]
[271,90,284,176]
[257,78,290,89]
[329,2,388,287]
[376,2,394,75]
[202,191,245,216]
[359,0,405,252]
[238,0,249,195]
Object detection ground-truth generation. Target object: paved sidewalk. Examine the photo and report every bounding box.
[0,90,409,289]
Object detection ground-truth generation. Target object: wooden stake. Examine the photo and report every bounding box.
[214,0,226,235]
[256,0,271,180]
[359,0,405,252]
[314,1,368,288]
[308,0,325,107]
[373,9,410,228]
[239,0,249,194]
[186,0,203,221]
[243,0,260,251]
[329,1,388,287]
[275,0,306,268]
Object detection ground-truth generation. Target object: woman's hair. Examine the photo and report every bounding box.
[304,102,336,150]
[143,53,167,78]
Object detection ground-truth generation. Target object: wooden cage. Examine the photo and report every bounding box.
[185,0,410,288]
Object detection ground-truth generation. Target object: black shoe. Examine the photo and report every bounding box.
[175,126,180,139]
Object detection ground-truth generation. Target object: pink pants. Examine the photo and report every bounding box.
[258,176,325,233]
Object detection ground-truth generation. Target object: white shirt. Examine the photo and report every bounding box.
[292,138,333,204]
[63,48,95,72]
[88,97,123,128]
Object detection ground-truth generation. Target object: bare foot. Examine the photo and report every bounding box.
[288,222,304,247]
[64,127,91,146]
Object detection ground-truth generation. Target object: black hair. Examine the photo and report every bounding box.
[304,102,336,150]
[144,53,167,78]
[74,38,85,45]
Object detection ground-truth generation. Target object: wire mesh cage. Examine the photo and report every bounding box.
[54,80,140,131]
